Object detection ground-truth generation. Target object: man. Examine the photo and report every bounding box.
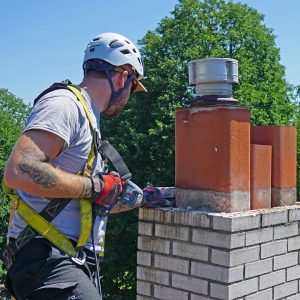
[2,32,147,300]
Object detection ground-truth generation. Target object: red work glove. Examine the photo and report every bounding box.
[90,172,123,207]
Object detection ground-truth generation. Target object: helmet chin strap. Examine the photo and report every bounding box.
[104,69,135,108]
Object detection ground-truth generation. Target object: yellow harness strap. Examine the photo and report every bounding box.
[17,200,77,257]
[14,85,99,257]
[67,85,96,250]
[67,85,96,172]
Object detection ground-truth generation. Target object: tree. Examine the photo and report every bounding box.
[101,0,297,298]
[0,89,30,282]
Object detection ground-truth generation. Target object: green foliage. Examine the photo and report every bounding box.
[101,211,138,300]
[0,89,29,282]
[101,0,298,298]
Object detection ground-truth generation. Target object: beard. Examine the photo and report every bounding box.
[103,106,123,118]
[103,89,130,117]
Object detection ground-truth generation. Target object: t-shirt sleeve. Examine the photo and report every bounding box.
[24,92,80,147]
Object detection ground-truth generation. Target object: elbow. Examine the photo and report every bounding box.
[3,166,19,190]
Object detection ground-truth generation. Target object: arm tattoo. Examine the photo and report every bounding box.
[18,147,58,188]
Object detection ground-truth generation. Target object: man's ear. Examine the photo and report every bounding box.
[118,70,128,88]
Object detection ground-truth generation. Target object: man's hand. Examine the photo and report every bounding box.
[90,172,123,207]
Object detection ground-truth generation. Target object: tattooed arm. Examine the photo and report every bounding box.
[4,129,92,199]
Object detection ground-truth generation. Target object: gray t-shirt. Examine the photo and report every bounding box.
[8,87,106,253]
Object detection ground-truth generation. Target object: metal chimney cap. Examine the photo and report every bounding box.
[189,57,237,63]
[188,57,239,99]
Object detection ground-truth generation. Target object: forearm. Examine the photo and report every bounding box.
[4,143,92,199]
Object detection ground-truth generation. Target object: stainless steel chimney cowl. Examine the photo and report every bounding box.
[188,58,239,98]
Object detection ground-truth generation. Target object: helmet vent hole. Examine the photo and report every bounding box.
[125,40,130,44]
[89,48,95,52]
[133,48,137,53]
[93,37,101,41]
[120,49,131,55]
[138,57,141,64]
[109,40,124,48]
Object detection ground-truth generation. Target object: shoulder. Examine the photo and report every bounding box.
[24,88,86,146]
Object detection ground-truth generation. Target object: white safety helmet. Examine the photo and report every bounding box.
[83,32,146,92]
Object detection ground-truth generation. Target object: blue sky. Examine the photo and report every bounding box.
[1,0,299,105]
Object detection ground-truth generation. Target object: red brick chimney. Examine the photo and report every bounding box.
[175,58,297,212]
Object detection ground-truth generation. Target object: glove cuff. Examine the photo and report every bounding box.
[89,174,104,203]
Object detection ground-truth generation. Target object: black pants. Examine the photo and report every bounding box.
[6,239,101,300]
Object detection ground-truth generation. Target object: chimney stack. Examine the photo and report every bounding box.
[175,58,251,212]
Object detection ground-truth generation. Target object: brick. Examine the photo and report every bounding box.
[138,236,170,254]
[137,281,152,296]
[155,224,189,241]
[259,269,285,290]
[287,265,300,281]
[137,295,153,300]
[261,208,288,226]
[245,288,272,300]
[211,246,259,267]
[274,280,298,299]
[139,208,173,223]
[261,208,288,227]
[210,278,258,299]
[172,274,208,294]
[251,126,297,206]
[272,188,297,206]
[287,294,300,300]
[212,212,261,232]
[250,144,272,209]
[261,240,287,258]
[137,251,152,267]
[274,223,298,240]
[289,207,300,222]
[154,285,188,300]
[191,262,243,283]
[288,236,300,251]
[138,222,153,236]
[154,254,189,274]
[153,209,173,223]
[174,211,210,228]
[172,241,209,261]
[192,228,245,249]
[191,294,215,300]
[176,188,250,213]
[246,227,273,246]
[139,207,155,221]
[245,258,272,278]
[176,107,250,193]
[274,252,298,270]
[137,266,169,285]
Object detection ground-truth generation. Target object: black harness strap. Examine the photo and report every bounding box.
[1,198,70,270]
[98,141,132,181]
[33,80,77,105]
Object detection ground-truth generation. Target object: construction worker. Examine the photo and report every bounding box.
[2,32,147,300]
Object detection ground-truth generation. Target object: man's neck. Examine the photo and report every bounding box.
[79,77,110,113]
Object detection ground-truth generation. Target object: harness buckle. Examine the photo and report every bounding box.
[71,249,87,265]
[94,130,101,150]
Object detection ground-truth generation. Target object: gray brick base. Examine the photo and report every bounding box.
[137,205,300,300]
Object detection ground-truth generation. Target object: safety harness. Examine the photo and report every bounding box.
[0,81,131,271]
